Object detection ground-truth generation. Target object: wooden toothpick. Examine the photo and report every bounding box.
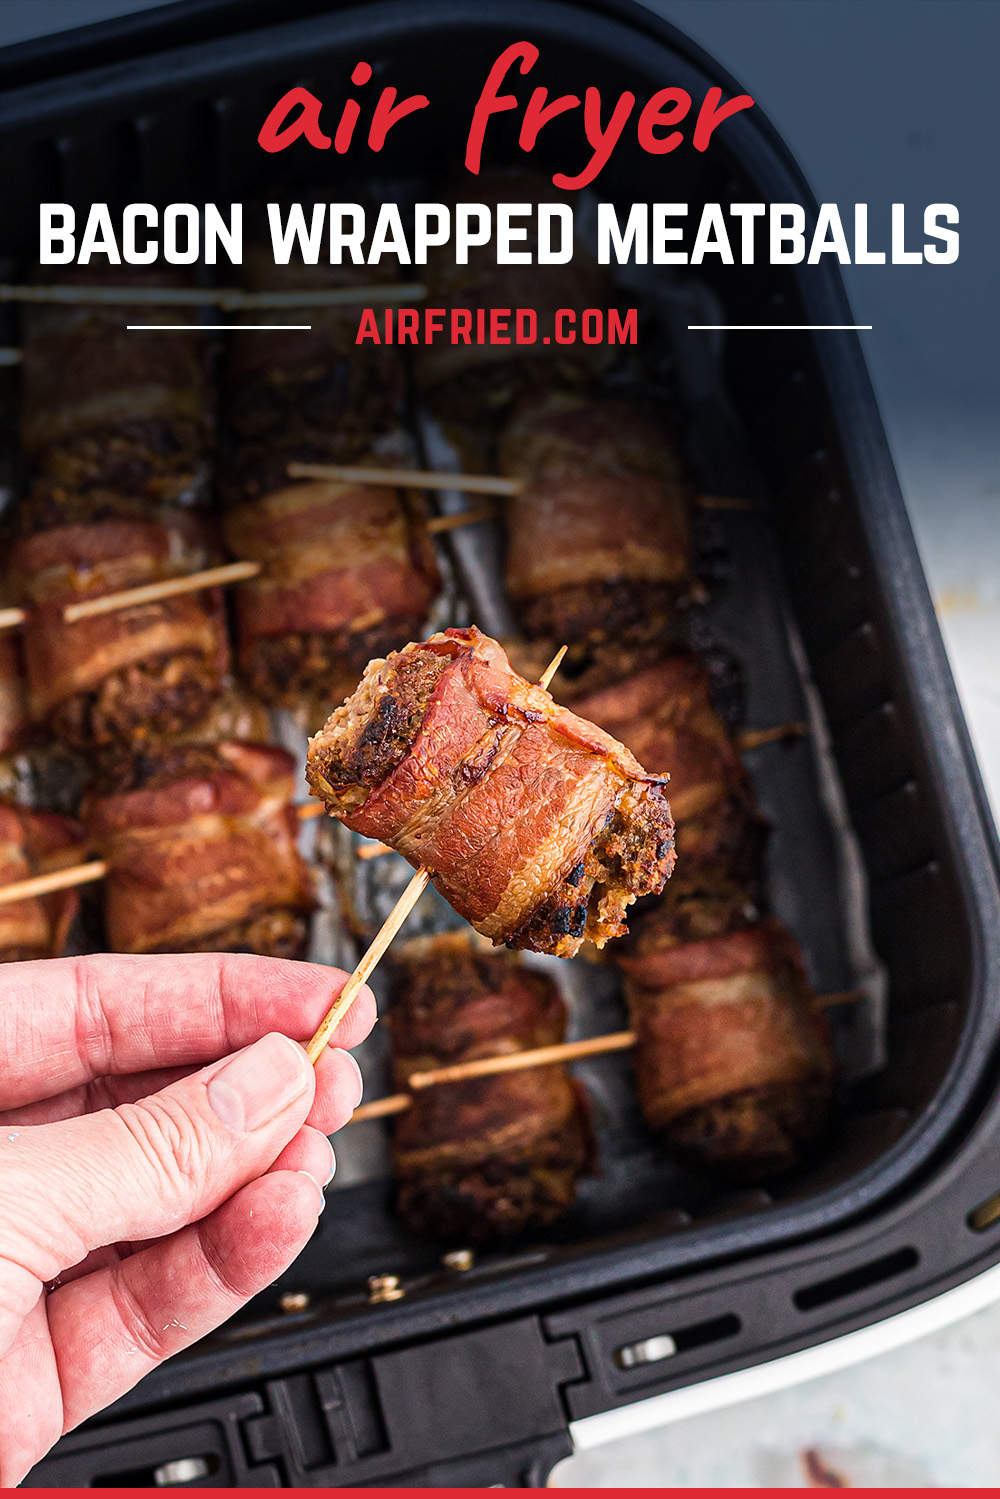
[349,991,863,1122]
[287,461,522,496]
[0,859,108,908]
[304,866,430,1065]
[62,560,261,623]
[537,644,567,691]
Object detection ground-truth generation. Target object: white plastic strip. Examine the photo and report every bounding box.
[570,1256,1000,1450]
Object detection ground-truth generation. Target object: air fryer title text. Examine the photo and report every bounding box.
[37,41,960,268]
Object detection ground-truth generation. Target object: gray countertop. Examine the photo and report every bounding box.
[556,1,1000,1484]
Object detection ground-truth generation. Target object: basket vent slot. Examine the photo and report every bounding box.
[614,1312,740,1369]
[794,1247,918,1311]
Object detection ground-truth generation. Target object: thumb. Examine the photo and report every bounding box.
[0,1032,317,1282]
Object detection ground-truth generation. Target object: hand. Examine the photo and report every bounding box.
[0,951,375,1486]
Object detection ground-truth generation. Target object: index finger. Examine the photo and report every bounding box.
[0,952,376,1110]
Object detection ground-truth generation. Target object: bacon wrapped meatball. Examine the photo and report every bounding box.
[499,394,694,690]
[572,655,766,886]
[84,742,313,955]
[222,469,440,711]
[220,238,404,486]
[307,627,675,957]
[416,173,612,422]
[619,921,834,1176]
[19,270,212,527]
[10,513,229,750]
[388,932,593,1242]
[0,803,84,961]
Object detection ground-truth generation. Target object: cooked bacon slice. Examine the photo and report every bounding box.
[307,627,675,957]
[19,271,212,523]
[498,393,693,687]
[416,173,612,422]
[10,514,229,750]
[620,921,834,1176]
[388,932,593,1242]
[572,656,767,885]
[84,742,313,955]
[222,471,440,710]
[0,636,28,757]
[0,802,84,962]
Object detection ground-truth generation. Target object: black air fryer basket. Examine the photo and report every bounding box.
[4,0,999,1486]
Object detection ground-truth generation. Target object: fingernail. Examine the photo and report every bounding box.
[297,1170,326,1213]
[334,1049,364,1109]
[207,1033,310,1133]
[322,1136,337,1185]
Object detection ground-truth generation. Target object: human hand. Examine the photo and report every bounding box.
[0,951,375,1485]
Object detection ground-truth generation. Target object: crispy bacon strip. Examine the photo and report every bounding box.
[620,921,834,1176]
[222,474,440,709]
[573,656,767,885]
[0,802,84,961]
[388,932,593,1242]
[10,514,229,748]
[307,627,675,956]
[84,742,313,955]
[501,393,691,596]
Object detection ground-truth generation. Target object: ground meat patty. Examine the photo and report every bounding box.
[171,907,311,960]
[388,932,593,1242]
[0,803,84,962]
[517,579,685,659]
[10,514,229,750]
[306,628,676,956]
[159,676,273,749]
[84,741,314,953]
[237,618,431,718]
[620,876,760,956]
[620,921,834,1177]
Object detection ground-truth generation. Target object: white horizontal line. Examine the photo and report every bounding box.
[688,324,872,330]
[126,323,313,330]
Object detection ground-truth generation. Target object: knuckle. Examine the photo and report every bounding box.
[70,954,115,1076]
[108,1273,167,1364]
[113,1095,211,1209]
[198,1221,251,1306]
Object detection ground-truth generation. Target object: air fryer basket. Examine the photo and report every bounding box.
[6,0,1000,1486]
